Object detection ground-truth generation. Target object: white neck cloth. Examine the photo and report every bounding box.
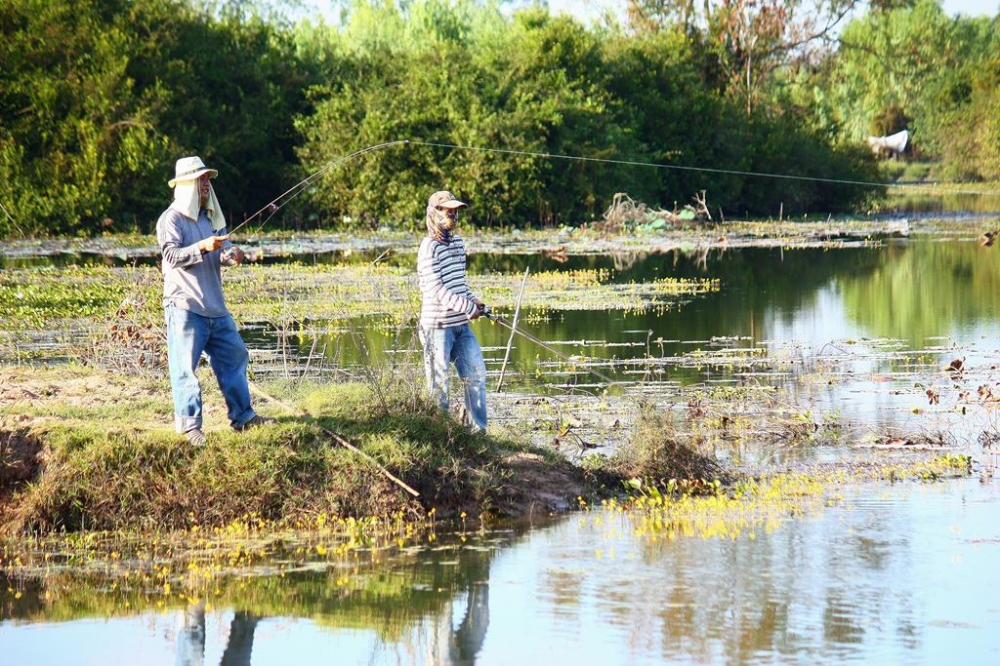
[169,181,226,231]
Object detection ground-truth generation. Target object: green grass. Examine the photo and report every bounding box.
[0,365,590,534]
[594,403,724,487]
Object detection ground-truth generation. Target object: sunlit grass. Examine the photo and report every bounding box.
[0,225,986,620]
[0,365,569,535]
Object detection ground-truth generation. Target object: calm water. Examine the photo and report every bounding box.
[262,236,1000,445]
[5,226,1000,664]
[2,478,999,665]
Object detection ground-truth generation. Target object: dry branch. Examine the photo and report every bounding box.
[596,192,712,233]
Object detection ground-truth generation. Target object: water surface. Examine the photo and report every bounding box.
[4,224,1000,664]
[2,478,998,665]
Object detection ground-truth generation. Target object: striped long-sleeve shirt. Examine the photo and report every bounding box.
[417,234,478,329]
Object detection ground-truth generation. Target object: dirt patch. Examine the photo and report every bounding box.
[502,451,585,516]
[0,436,41,536]
[0,367,160,413]
[0,429,42,497]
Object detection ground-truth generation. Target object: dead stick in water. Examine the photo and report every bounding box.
[249,381,420,497]
[496,266,530,392]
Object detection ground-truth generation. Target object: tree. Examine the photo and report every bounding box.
[125,0,317,226]
[297,4,636,227]
[625,0,858,115]
[824,0,995,179]
[0,0,167,235]
[0,0,318,236]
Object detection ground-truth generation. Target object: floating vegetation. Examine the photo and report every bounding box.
[582,453,972,543]
[2,511,417,583]
[0,515,510,628]
[2,225,995,556]
[0,260,718,365]
[0,215,944,269]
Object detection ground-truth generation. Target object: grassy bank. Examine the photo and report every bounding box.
[1,364,973,538]
[0,364,605,534]
[1,224,983,540]
[0,367,971,628]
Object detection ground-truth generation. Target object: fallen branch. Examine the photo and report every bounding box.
[249,381,420,497]
[597,192,712,233]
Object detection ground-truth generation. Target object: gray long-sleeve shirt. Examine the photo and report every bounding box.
[156,208,234,317]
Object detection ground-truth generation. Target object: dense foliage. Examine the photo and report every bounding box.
[1,0,996,238]
[822,0,1000,181]
[1,0,317,235]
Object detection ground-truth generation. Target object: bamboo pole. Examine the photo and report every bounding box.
[496,267,530,392]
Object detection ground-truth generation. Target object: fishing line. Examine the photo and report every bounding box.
[213,138,997,397]
[228,139,410,237]
[483,310,619,386]
[228,137,998,241]
[407,140,1000,198]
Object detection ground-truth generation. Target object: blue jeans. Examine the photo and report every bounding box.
[165,306,255,433]
[419,323,487,431]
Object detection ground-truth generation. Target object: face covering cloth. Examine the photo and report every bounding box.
[425,205,456,243]
[170,181,227,231]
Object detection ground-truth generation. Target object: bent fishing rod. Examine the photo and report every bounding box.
[226,139,410,237]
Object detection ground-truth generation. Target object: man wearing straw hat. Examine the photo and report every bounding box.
[156,156,274,446]
[417,190,488,433]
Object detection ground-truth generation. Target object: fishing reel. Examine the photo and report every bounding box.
[477,303,495,320]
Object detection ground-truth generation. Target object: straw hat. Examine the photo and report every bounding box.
[168,156,218,187]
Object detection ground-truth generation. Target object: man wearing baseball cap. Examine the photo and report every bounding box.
[156,156,274,446]
[416,189,489,432]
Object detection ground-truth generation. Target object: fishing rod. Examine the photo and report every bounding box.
[0,201,17,226]
[0,200,25,237]
[248,380,419,497]
[480,306,619,386]
[227,139,410,237]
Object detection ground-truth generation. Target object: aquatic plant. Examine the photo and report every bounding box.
[0,257,719,367]
[584,453,973,544]
[591,402,723,490]
[0,515,501,633]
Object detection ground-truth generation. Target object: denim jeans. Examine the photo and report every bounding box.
[419,323,487,431]
[165,306,255,432]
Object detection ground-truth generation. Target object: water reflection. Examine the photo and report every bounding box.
[235,238,1000,449]
[887,190,1000,215]
[176,603,207,665]
[176,604,259,666]
[4,479,998,664]
[5,236,1000,442]
[269,239,1000,405]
